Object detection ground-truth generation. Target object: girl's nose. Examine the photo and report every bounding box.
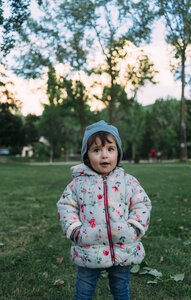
[101,148,108,158]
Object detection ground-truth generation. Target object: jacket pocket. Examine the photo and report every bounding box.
[112,223,138,245]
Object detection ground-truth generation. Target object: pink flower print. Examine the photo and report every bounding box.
[80,169,85,175]
[97,194,103,200]
[71,216,79,222]
[103,250,109,256]
[124,172,127,176]
[115,209,122,216]
[133,179,139,184]
[89,218,96,228]
[106,260,109,263]
[74,250,78,257]
[58,212,60,219]
[75,178,79,182]
[135,214,141,221]
[84,245,90,249]
[70,182,75,189]
[62,194,65,199]
[112,186,119,192]
[129,197,133,207]
[137,245,141,251]
[80,204,84,213]
[99,235,102,238]
[83,188,87,195]
[99,229,102,232]
[116,243,125,248]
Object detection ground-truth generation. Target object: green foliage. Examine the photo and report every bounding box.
[116,99,146,160]
[24,114,40,145]
[155,0,191,83]
[0,106,25,154]
[144,98,180,158]
[1,0,31,55]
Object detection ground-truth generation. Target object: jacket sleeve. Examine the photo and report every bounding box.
[127,176,152,238]
[56,179,82,240]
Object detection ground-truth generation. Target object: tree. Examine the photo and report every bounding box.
[7,0,158,125]
[0,65,22,112]
[116,99,146,160]
[155,0,191,161]
[24,114,40,145]
[92,41,158,122]
[146,98,180,159]
[9,0,93,133]
[72,0,156,123]
[37,103,63,162]
[0,0,31,56]
[0,65,25,154]
[0,103,25,154]
[38,66,92,161]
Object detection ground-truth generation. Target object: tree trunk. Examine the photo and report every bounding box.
[79,81,86,134]
[49,143,54,163]
[180,50,187,161]
[132,142,135,161]
[108,56,115,124]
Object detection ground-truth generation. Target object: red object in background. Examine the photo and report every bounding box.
[150,148,156,157]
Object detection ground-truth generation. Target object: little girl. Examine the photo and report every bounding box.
[57,120,151,300]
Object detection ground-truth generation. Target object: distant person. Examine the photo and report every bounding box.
[157,151,162,162]
[149,148,156,162]
[57,120,152,300]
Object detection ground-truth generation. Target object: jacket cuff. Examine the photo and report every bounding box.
[70,226,81,242]
[128,219,145,237]
[66,221,82,239]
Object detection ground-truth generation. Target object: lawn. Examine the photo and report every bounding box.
[0,161,191,300]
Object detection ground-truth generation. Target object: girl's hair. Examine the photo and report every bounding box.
[83,131,120,168]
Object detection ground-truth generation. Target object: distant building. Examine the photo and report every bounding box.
[21,146,33,157]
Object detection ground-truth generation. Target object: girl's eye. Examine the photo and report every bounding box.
[108,147,114,152]
[93,148,100,153]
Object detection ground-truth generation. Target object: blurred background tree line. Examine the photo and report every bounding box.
[0,0,191,162]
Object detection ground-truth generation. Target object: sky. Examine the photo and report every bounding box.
[11,20,190,116]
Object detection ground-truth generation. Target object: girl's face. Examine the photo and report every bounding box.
[88,134,118,177]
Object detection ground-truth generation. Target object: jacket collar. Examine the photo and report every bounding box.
[71,163,122,178]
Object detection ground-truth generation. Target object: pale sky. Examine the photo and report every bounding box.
[11,20,191,116]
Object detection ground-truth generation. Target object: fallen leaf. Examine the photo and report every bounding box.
[54,279,64,286]
[42,272,48,279]
[171,273,184,282]
[147,279,158,284]
[56,257,63,264]
[183,240,191,246]
[143,267,162,278]
[130,265,140,273]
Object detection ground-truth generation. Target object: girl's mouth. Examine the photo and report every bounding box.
[101,162,109,166]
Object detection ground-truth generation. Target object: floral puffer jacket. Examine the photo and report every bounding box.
[57,163,151,268]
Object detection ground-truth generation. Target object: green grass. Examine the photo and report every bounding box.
[0,162,191,300]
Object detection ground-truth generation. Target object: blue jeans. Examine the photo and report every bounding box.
[74,265,130,300]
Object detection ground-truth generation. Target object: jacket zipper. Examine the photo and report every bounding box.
[103,177,115,264]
